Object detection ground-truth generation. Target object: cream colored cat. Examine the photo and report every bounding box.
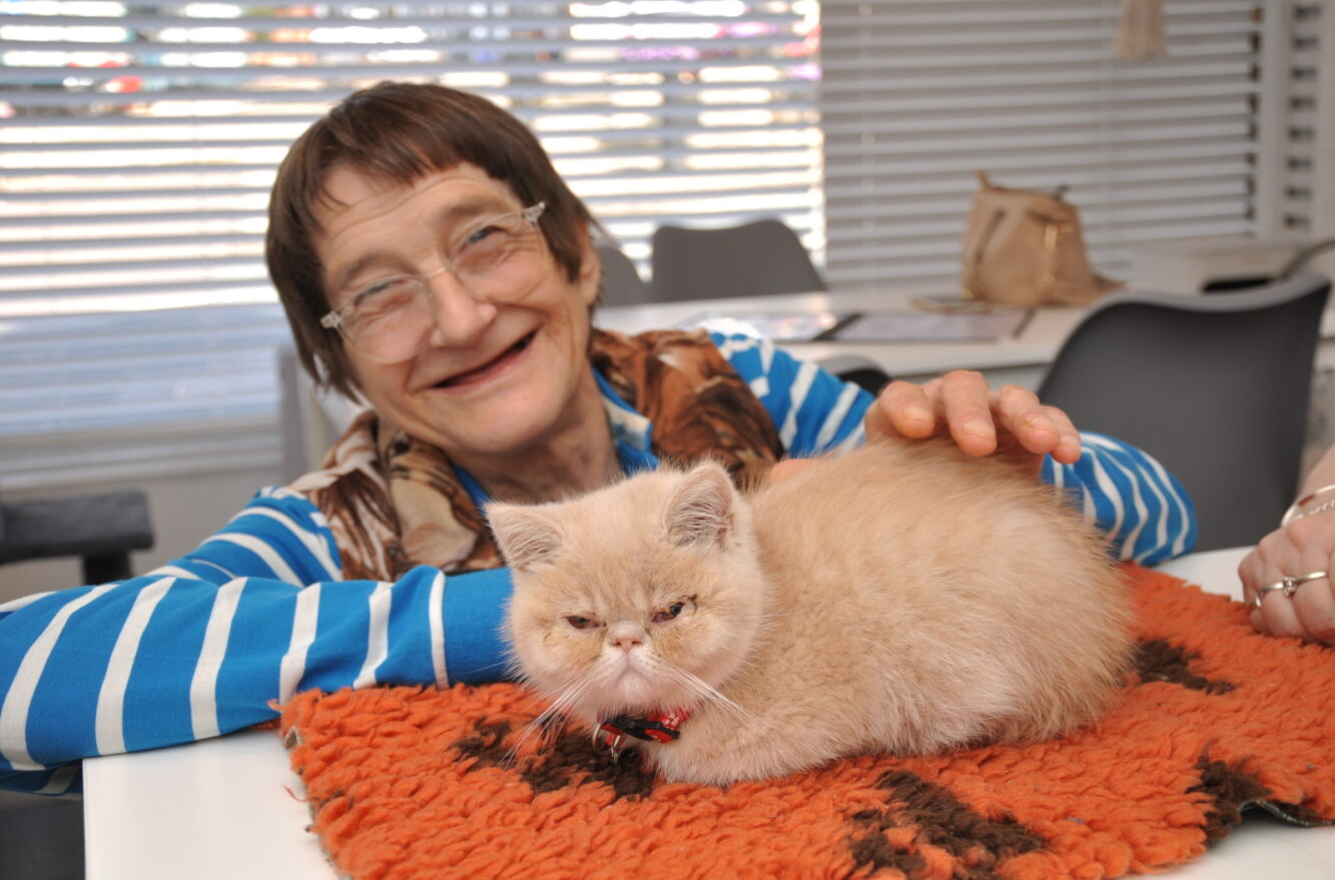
[487,439,1133,786]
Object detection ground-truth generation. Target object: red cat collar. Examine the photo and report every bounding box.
[597,708,691,758]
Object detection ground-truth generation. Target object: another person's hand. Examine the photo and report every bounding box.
[865,370,1082,475]
[1240,505,1335,646]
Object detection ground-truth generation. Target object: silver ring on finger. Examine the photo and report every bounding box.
[1253,571,1329,609]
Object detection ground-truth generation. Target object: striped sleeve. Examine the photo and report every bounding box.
[1042,432,1197,565]
[711,331,873,456]
[0,488,513,795]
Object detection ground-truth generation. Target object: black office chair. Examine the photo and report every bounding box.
[0,490,154,584]
[815,354,892,396]
[596,244,654,306]
[1037,273,1331,551]
[650,218,826,302]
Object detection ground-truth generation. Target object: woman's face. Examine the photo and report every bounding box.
[313,163,601,461]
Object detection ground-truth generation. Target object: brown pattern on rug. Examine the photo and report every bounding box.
[453,718,659,801]
[847,770,1046,880]
[1134,638,1236,694]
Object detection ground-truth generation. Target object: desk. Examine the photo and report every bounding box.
[83,547,1334,880]
[595,289,1335,391]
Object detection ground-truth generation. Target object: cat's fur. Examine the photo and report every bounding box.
[487,439,1133,785]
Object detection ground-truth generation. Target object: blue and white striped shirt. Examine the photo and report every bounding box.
[0,332,1194,794]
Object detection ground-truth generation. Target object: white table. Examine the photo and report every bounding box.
[594,289,1335,390]
[83,546,1335,879]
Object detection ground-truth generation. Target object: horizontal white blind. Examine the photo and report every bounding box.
[0,0,820,490]
[819,0,1262,292]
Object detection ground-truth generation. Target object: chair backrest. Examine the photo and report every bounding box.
[1037,273,1331,551]
[650,218,826,302]
[595,244,654,306]
[0,490,154,584]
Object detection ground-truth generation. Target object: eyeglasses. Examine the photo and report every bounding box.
[320,202,547,364]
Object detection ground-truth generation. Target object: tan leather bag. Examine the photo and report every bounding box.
[960,172,1121,307]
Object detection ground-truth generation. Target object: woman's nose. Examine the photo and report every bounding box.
[422,265,497,347]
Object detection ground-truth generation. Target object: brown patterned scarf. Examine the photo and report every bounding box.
[289,328,784,582]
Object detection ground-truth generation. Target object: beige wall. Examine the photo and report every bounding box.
[0,464,284,603]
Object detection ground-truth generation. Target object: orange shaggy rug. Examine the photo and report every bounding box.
[280,566,1334,880]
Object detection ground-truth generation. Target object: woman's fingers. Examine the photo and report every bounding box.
[1256,587,1310,640]
[937,370,998,456]
[1291,576,1335,645]
[864,372,1082,466]
[1043,405,1083,464]
[1239,517,1335,644]
[867,380,939,439]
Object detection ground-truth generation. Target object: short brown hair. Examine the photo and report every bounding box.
[266,81,597,399]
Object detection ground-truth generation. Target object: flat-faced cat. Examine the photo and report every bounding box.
[487,439,1133,785]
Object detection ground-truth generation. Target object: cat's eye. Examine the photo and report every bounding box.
[565,615,599,631]
[651,602,686,624]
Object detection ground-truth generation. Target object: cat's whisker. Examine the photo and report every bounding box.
[661,664,753,725]
[505,673,596,767]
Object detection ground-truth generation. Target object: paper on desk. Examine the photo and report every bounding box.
[833,309,1030,342]
[679,311,852,342]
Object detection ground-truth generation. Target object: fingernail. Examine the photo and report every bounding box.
[1025,416,1058,435]
[963,418,994,438]
[904,406,932,424]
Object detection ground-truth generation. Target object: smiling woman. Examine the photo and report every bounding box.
[0,81,1196,798]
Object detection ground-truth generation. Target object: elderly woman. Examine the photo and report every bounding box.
[0,82,1194,795]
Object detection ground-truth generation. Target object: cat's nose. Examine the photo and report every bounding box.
[612,634,642,653]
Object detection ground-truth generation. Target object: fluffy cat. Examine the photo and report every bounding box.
[486,438,1133,786]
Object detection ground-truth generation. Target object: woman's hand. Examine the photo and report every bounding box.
[1240,511,1335,645]
[865,370,1082,474]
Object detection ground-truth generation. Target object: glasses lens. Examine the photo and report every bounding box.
[340,277,432,363]
[452,211,546,304]
[329,206,548,363]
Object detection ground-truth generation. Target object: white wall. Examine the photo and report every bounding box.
[0,464,284,604]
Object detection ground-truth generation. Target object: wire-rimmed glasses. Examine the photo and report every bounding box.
[319,202,547,363]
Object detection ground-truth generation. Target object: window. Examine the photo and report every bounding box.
[0,0,820,489]
[819,0,1265,291]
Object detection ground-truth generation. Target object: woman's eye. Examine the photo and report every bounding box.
[565,615,598,631]
[651,602,685,624]
[465,223,500,246]
[351,278,411,312]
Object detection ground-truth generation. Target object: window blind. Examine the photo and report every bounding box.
[0,0,821,490]
[1272,0,1333,240]
[818,0,1263,292]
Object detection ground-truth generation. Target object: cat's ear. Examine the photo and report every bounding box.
[487,504,564,572]
[663,462,735,549]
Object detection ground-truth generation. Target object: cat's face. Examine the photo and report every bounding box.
[488,462,767,718]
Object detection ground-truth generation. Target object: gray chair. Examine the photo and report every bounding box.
[0,491,153,584]
[650,218,825,302]
[816,354,891,396]
[595,244,653,306]
[1037,273,1331,552]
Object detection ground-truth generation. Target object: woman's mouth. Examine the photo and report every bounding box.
[434,331,535,389]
